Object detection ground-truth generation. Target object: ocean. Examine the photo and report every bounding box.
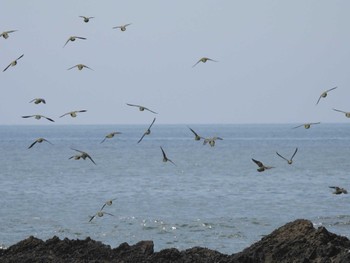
[0,123,349,254]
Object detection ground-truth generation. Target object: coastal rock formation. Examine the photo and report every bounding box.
[1,219,350,262]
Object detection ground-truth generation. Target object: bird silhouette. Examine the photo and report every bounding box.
[137,118,156,143]
[276,148,298,164]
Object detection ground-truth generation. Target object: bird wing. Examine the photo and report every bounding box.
[84,65,93,70]
[252,158,264,168]
[326,86,337,92]
[78,110,87,113]
[89,214,96,222]
[44,116,55,122]
[137,132,146,144]
[316,95,322,105]
[310,122,320,126]
[291,148,298,160]
[333,108,346,113]
[3,62,12,72]
[276,152,289,162]
[126,103,140,108]
[207,58,218,62]
[145,107,157,114]
[188,127,199,137]
[292,124,304,129]
[148,118,156,130]
[16,54,24,61]
[192,60,201,68]
[100,137,107,144]
[160,146,167,159]
[63,39,70,47]
[28,140,38,149]
[168,159,176,166]
[67,65,77,70]
[86,154,96,165]
[59,112,70,118]
[71,148,85,154]
[22,115,33,118]
[44,139,53,145]
[76,37,87,40]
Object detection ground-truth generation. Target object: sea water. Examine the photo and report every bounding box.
[0,123,349,254]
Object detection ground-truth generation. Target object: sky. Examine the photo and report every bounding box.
[1,0,350,125]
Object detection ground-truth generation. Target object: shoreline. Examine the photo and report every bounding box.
[1,219,350,262]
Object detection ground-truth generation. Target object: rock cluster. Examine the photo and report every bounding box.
[1,219,350,262]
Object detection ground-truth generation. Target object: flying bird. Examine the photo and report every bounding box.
[22,115,54,122]
[100,198,117,211]
[79,16,94,23]
[316,87,337,105]
[252,158,275,172]
[160,146,176,166]
[113,23,132,31]
[0,30,17,39]
[67,64,93,71]
[63,36,86,47]
[89,211,114,222]
[100,132,122,144]
[203,136,223,147]
[292,122,320,129]
[333,108,350,118]
[188,127,203,141]
[192,57,218,68]
[329,186,348,195]
[69,148,96,165]
[3,54,24,72]
[60,110,87,118]
[29,98,46,104]
[28,138,53,149]
[126,103,157,114]
[137,118,156,143]
[276,148,298,164]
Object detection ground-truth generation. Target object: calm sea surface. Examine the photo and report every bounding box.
[0,124,349,254]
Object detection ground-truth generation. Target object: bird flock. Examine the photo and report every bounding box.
[1,15,347,224]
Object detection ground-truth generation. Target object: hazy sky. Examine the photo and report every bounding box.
[1,1,350,125]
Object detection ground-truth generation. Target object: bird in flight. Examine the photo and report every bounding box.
[0,30,17,39]
[69,148,96,165]
[188,127,203,141]
[60,110,87,118]
[100,198,117,211]
[89,211,114,222]
[137,118,156,143]
[316,87,337,105]
[192,57,218,68]
[203,136,223,147]
[22,114,54,122]
[276,148,298,164]
[28,138,53,149]
[126,103,157,114]
[292,122,320,129]
[113,23,132,31]
[29,98,46,104]
[63,36,87,47]
[252,159,275,172]
[3,54,24,72]
[79,16,94,23]
[160,146,176,166]
[67,64,93,71]
[333,108,350,118]
[329,186,347,195]
[100,132,122,144]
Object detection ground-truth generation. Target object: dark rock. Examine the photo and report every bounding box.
[1,219,350,262]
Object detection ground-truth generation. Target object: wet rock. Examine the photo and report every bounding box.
[1,219,350,262]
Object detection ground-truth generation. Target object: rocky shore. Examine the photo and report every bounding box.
[1,219,350,262]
